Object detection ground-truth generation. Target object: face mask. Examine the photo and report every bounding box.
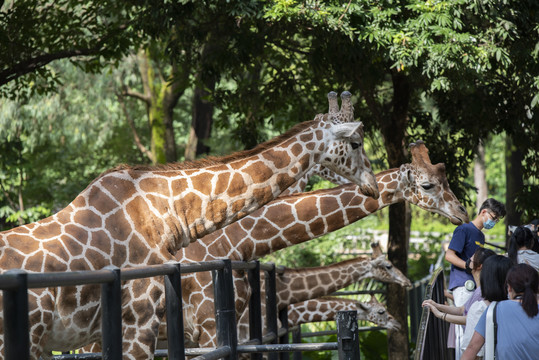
[483,218,496,230]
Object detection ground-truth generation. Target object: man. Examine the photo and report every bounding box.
[445,198,506,360]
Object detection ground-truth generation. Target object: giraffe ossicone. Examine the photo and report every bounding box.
[0,91,380,359]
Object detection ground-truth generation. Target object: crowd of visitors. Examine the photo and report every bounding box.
[422,197,539,360]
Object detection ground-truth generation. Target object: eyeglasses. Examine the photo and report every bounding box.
[487,211,500,223]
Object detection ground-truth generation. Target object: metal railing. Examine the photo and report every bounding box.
[0,259,361,360]
[412,267,451,360]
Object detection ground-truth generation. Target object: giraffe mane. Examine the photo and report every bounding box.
[94,120,318,180]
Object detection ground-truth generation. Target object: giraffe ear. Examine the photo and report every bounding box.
[331,122,364,140]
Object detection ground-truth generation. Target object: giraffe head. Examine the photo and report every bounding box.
[318,91,379,199]
[398,140,469,225]
[369,243,412,288]
[357,294,401,331]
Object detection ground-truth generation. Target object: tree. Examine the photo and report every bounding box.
[0,0,142,98]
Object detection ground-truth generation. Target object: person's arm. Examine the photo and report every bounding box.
[422,301,467,325]
[422,299,465,315]
[445,248,466,269]
[461,331,485,360]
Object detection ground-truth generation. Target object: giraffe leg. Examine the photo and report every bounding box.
[121,278,166,359]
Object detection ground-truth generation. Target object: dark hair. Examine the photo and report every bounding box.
[508,226,536,265]
[472,247,496,271]
[505,263,539,318]
[478,198,506,218]
[480,255,513,302]
[529,219,539,252]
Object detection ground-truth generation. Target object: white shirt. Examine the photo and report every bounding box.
[518,249,539,271]
[462,300,488,357]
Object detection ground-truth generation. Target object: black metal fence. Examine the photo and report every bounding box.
[412,267,452,360]
[0,259,362,360]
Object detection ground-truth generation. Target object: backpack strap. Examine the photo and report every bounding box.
[485,301,498,360]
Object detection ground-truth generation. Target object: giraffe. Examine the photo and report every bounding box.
[0,92,380,359]
[235,242,412,342]
[287,295,400,331]
[152,140,468,349]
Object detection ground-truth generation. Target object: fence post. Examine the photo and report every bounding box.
[3,269,29,360]
[265,264,278,360]
[212,259,238,360]
[101,265,122,359]
[279,307,289,360]
[165,262,184,360]
[248,261,263,360]
[336,310,360,360]
[292,327,302,360]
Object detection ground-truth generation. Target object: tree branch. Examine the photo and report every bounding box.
[121,87,151,103]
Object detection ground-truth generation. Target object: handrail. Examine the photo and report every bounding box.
[413,267,451,360]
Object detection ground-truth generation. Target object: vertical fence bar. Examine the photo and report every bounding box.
[248,261,263,360]
[3,269,29,360]
[165,262,184,360]
[101,265,122,359]
[292,327,302,360]
[265,264,278,360]
[278,307,289,360]
[336,310,360,360]
[212,259,237,360]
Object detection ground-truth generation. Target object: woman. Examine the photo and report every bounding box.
[462,263,539,360]
[460,254,513,357]
[422,248,496,357]
[508,226,539,270]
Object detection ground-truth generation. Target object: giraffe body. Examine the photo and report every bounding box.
[0,96,379,359]
[153,140,468,348]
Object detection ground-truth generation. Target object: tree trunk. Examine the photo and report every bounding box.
[505,134,523,247]
[370,71,411,359]
[184,43,217,160]
[185,80,215,160]
[474,142,488,214]
[128,48,188,164]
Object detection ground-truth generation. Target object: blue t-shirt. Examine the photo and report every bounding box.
[475,300,539,359]
[448,222,484,290]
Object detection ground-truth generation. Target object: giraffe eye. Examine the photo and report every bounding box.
[378,309,386,315]
[421,183,434,190]
[385,264,392,270]
[350,142,360,150]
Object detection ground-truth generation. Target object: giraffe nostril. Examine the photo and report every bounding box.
[458,205,467,214]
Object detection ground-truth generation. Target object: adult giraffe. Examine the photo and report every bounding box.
[0,92,379,359]
[154,140,468,348]
[287,295,400,331]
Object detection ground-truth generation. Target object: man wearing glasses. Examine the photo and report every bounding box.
[445,198,506,360]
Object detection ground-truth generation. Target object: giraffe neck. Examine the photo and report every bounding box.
[287,297,363,327]
[280,164,350,196]
[287,297,397,330]
[178,168,400,262]
[83,120,346,254]
[275,257,372,308]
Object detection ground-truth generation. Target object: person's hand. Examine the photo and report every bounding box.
[422,301,443,318]
[422,299,437,308]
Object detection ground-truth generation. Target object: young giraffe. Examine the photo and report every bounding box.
[287,295,400,331]
[0,92,379,359]
[154,140,468,348]
[236,243,411,341]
